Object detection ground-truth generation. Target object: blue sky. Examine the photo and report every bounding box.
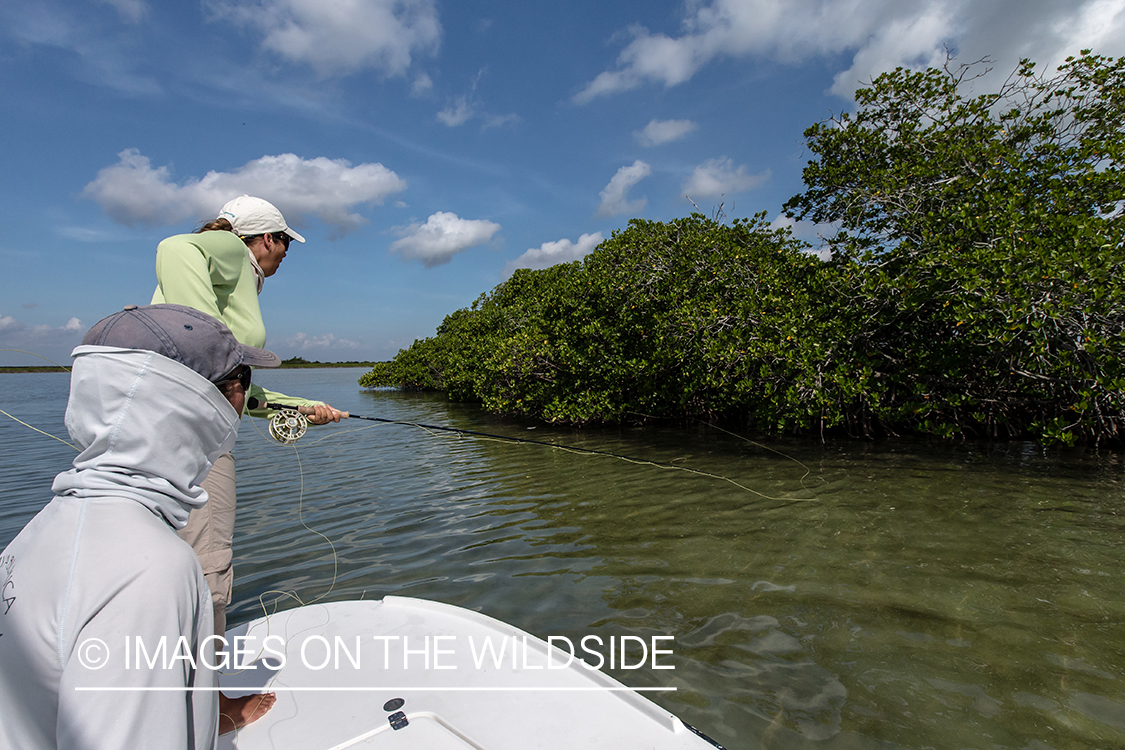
[2,0,1123,365]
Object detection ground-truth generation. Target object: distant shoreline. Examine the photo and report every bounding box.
[277,359,384,369]
[0,367,70,373]
[0,362,380,373]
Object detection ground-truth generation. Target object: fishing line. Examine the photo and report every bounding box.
[631,410,828,496]
[213,421,342,726]
[0,408,77,450]
[242,417,342,620]
[0,350,78,449]
[0,349,71,370]
[250,398,818,502]
[1,366,819,504]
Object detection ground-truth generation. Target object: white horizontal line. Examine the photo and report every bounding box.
[75,686,676,692]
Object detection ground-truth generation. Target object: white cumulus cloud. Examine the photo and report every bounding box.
[574,0,1125,103]
[206,0,441,77]
[683,157,769,199]
[635,118,698,146]
[0,314,86,362]
[83,149,407,234]
[390,211,501,267]
[503,232,604,278]
[597,161,652,218]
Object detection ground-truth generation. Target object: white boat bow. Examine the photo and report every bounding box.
[217,597,723,749]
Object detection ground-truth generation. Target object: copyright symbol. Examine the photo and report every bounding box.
[77,638,109,670]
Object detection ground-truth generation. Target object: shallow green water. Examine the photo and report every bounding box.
[2,368,1123,749]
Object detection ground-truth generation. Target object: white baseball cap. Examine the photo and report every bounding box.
[217,195,306,243]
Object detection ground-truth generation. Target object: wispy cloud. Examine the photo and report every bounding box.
[3,1,160,95]
[390,211,501,267]
[96,0,148,24]
[411,71,434,97]
[635,118,697,147]
[83,149,407,235]
[482,113,521,129]
[683,157,769,200]
[596,161,651,218]
[278,332,363,351]
[503,232,603,278]
[205,0,441,77]
[435,69,519,129]
[54,226,133,243]
[437,96,475,126]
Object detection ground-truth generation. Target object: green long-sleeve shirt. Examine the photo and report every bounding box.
[151,230,320,416]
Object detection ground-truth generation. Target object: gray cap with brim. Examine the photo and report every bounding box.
[81,304,281,383]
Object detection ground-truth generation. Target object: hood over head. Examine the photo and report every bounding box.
[51,346,241,529]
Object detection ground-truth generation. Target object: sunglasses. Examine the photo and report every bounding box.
[215,365,252,392]
[270,232,291,248]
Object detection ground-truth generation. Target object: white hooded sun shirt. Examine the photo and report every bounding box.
[0,346,240,750]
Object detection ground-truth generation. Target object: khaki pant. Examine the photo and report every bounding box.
[178,452,235,638]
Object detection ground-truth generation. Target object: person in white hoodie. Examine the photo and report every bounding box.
[0,304,280,750]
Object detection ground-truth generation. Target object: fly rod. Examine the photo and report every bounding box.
[247,397,659,461]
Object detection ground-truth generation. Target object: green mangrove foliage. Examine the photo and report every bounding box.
[361,214,849,429]
[363,52,1125,444]
[784,51,1125,444]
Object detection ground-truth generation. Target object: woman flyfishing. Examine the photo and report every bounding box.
[151,195,344,732]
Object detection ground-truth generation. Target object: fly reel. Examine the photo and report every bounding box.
[268,409,308,444]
